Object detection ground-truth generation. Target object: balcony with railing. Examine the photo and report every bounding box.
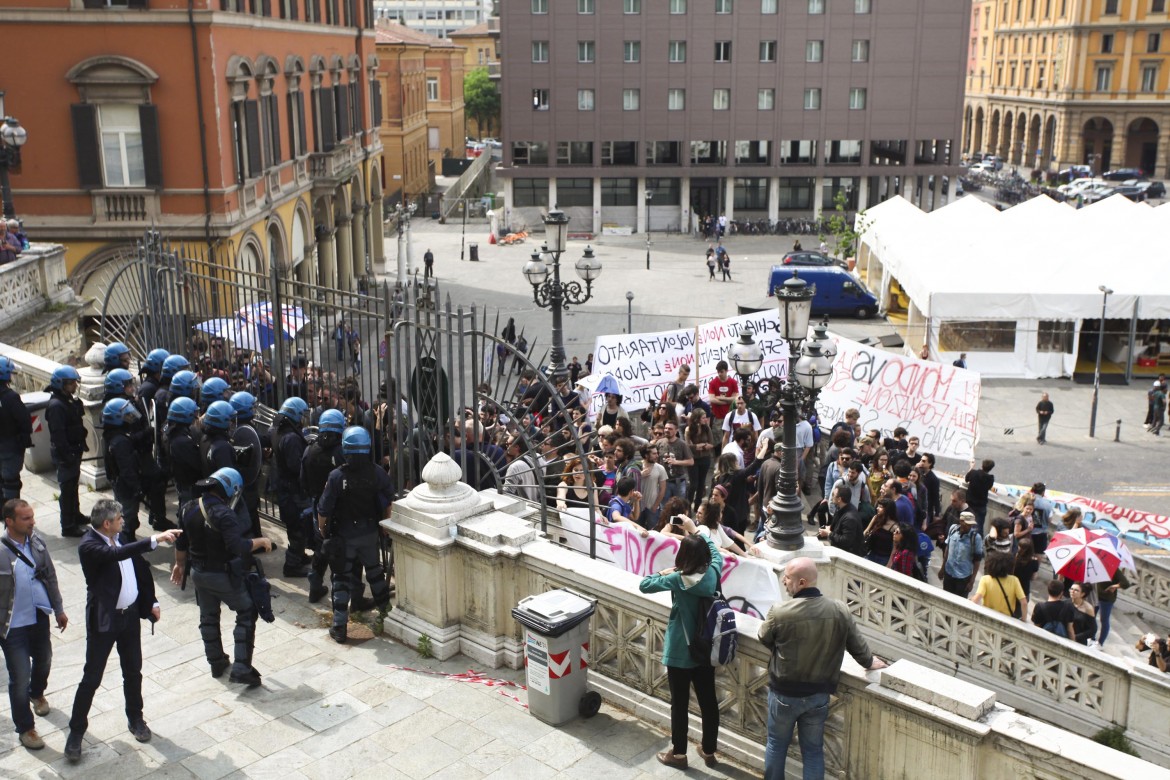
[92,189,161,224]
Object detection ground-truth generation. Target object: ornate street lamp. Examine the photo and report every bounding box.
[0,115,29,220]
[644,189,653,270]
[393,199,417,282]
[728,330,764,387]
[522,209,601,382]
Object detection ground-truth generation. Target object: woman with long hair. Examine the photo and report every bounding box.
[596,393,629,430]
[654,497,691,538]
[1069,582,1098,645]
[712,454,751,535]
[863,498,898,566]
[652,401,681,433]
[612,416,647,448]
[886,523,919,578]
[639,518,723,769]
[697,497,755,557]
[866,451,891,501]
[971,552,1027,621]
[1013,537,1040,602]
[685,409,716,512]
[1061,506,1083,530]
[556,457,595,512]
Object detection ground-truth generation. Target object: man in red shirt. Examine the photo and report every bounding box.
[707,360,738,424]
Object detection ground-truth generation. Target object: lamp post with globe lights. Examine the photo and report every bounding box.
[522,209,602,382]
[0,115,29,220]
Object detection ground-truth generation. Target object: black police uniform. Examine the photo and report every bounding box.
[103,425,142,540]
[45,386,88,533]
[271,419,310,574]
[0,380,32,500]
[104,390,169,531]
[234,419,263,539]
[318,458,394,637]
[300,434,344,598]
[166,422,202,514]
[152,382,174,456]
[177,493,260,681]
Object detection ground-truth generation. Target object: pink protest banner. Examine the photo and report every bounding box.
[816,336,981,459]
[556,510,782,618]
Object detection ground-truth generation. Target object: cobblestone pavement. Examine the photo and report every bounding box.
[0,472,756,779]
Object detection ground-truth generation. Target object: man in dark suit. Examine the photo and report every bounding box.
[65,498,181,763]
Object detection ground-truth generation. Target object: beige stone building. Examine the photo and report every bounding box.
[963,0,1170,175]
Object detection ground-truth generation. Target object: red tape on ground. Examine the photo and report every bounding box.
[384,664,529,708]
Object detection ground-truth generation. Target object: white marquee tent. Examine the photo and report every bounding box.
[857,194,1170,378]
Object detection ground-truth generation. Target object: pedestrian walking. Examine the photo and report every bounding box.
[423,248,434,278]
[705,246,716,280]
[1149,376,1167,435]
[0,357,32,501]
[758,558,886,780]
[45,366,88,537]
[1145,374,1166,429]
[65,499,181,764]
[639,518,722,769]
[1035,392,1054,444]
[334,320,347,362]
[720,250,731,281]
[0,500,68,751]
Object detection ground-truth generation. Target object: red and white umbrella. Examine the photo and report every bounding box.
[1045,528,1123,584]
[1101,533,1137,573]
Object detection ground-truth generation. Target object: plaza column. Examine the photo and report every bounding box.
[317,225,337,291]
[352,203,368,279]
[546,178,556,212]
[932,175,943,211]
[767,177,779,223]
[724,176,735,221]
[679,177,691,233]
[1108,126,1125,171]
[371,200,387,275]
[501,177,514,232]
[1052,114,1075,170]
[856,177,869,210]
[1160,125,1170,177]
[636,178,647,233]
[336,214,354,291]
[813,177,824,216]
[945,175,956,203]
[592,177,602,235]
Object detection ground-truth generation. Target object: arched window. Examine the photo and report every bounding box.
[67,56,162,190]
[256,56,282,169]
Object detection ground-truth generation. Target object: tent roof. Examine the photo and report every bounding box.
[860,195,1170,320]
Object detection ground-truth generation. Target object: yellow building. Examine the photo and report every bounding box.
[963,0,1170,175]
[447,20,499,71]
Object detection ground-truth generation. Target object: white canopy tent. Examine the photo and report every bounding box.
[857,195,1170,378]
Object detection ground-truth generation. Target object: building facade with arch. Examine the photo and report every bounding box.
[0,0,385,316]
[963,0,1170,176]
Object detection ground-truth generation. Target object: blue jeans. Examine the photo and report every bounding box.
[0,439,25,501]
[764,690,830,780]
[0,612,52,734]
[1098,600,1115,645]
[663,478,688,505]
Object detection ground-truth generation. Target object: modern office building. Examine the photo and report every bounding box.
[0,0,384,302]
[963,0,1170,176]
[373,0,485,38]
[496,0,970,235]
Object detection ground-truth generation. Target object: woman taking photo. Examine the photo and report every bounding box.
[863,498,899,566]
[639,517,722,769]
[971,552,1026,621]
[685,409,716,512]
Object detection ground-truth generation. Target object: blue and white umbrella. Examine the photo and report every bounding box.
[580,373,629,400]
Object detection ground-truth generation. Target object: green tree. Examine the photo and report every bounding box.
[819,189,872,260]
[464,67,500,140]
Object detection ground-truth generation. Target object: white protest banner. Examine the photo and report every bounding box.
[556,510,782,618]
[695,309,790,396]
[590,326,696,411]
[817,336,981,459]
[999,483,1170,550]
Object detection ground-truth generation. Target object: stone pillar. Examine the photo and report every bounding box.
[352,204,368,280]
[336,214,354,292]
[381,453,537,666]
[636,177,647,233]
[371,199,387,275]
[680,177,691,234]
[813,177,825,215]
[78,344,108,490]
[592,177,602,235]
[724,176,735,221]
[546,178,557,212]
[317,226,337,291]
[932,175,943,211]
[404,212,415,279]
[1109,128,1125,172]
[856,177,869,210]
[768,177,780,222]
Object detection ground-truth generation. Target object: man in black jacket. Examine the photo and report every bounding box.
[64,499,181,763]
[817,485,866,557]
[0,357,32,501]
[45,366,87,537]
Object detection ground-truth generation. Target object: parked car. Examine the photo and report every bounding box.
[984,155,1004,171]
[1054,165,1093,184]
[1058,177,1105,197]
[968,161,998,175]
[466,142,485,158]
[780,251,847,268]
[768,266,879,319]
[1079,184,1115,204]
[1102,168,1144,182]
[1131,179,1168,198]
[1110,183,1148,202]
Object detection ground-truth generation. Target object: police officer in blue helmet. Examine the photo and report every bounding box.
[102,398,145,543]
[270,397,312,577]
[45,366,88,537]
[103,343,132,374]
[0,356,32,501]
[301,409,347,604]
[171,467,273,687]
[317,426,394,644]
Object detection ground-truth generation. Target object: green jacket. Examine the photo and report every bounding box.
[757,588,873,695]
[639,534,722,669]
[1095,569,1131,604]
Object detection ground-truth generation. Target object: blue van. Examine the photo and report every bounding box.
[768,266,879,319]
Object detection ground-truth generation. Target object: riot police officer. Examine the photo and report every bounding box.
[103,342,131,374]
[170,467,273,687]
[199,401,237,477]
[302,408,345,603]
[102,398,144,543]
[153,355,190,435]
[229,391,262,539]
[199,377,231,412]
[101,368,135,406]
[137,348,169,409]
[271,398,311,577]
[317,426,394,644]
[103,369,172,531]
[45,366,87,537]
[165,397,202,518]
[0,356,32,500]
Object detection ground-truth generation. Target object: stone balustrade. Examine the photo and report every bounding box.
[381,459,1170,777]
[0,243,76,332]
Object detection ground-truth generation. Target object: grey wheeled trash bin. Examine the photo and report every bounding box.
[512,588,601,725]
[469,242,479,262]
[21,392,52,474]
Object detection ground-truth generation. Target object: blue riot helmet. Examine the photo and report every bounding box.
[142,348,170,375]
[169,370,200,399]
[341,426,372,456]
[279,397,309,425]
[49,365,81,391]
[206,467,244,509]
[203,400,236,431]
[161,354,190,381]
[317,409,346,435]
[229,391,256,422]
[104,342,131,370]
[200,377,230,409]
[102,398,142,428]
[103,368,135,396]
[0,356,14,382]
[166,396,198,425]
